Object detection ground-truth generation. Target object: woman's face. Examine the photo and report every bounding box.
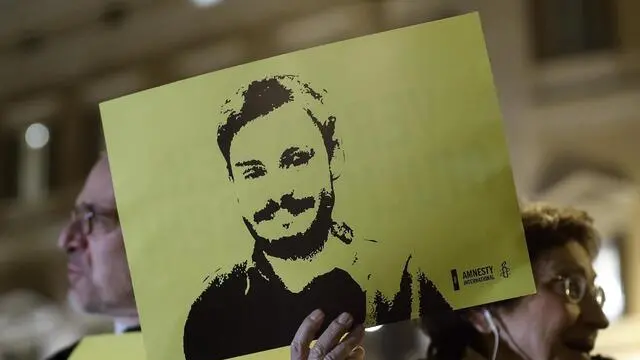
[494,241,609,360]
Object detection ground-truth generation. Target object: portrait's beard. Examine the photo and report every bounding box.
[243,189,335,262]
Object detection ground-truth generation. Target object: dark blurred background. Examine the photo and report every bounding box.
[0,0,639,359]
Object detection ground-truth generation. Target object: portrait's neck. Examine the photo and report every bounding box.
[262,234,356,293]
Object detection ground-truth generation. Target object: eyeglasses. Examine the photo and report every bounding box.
[70,206,119,236]
[551,274,606,308]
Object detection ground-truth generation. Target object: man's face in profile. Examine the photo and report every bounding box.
[229,102,333,248]
[57,157,136,317]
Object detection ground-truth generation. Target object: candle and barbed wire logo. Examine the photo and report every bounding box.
[451,269,460,291]
[499,261,511,279]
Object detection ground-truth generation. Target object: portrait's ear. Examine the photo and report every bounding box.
[466,308,494,334]
[329,142,345,181]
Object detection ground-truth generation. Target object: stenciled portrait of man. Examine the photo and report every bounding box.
[182,74,452,360]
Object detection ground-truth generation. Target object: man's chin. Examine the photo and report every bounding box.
[67,288,97,313]
[556,345,593,360]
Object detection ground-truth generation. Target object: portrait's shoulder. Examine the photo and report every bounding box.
[183,263,251,359]
[191,261,251,307]
[184,261,251,340]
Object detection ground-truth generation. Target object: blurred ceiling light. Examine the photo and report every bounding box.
[24,122,50,150]
[190,0,224,7]
[365,325,383,333]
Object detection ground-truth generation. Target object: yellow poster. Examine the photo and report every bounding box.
[69,333,146,360]
[101,13,534,360]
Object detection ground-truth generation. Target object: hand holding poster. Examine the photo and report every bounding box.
[101,13,535,360]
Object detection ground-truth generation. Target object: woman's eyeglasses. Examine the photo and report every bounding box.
[551,274,605,308]
[70,207,119,236]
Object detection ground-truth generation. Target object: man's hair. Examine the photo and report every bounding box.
[521,203,600,264]
[423,203,601,360]
[217,74,340,179]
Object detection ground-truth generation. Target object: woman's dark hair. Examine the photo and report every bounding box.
[423,203,600,360]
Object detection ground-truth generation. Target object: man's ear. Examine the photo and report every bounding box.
[466,308,494,334]
[329,143,345,181]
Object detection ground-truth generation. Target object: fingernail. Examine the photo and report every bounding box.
[310,309,324,321]
[338,312,353,325]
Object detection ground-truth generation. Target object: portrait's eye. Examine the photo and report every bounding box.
[243,165,267,179]
[280,147,315,169]
[235,160,266,180]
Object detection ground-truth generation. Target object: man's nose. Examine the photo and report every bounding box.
[57,221,86,253]
[581,296,610,330]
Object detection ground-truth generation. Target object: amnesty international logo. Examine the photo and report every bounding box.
[452,260,510,291]
[500,261,511,279]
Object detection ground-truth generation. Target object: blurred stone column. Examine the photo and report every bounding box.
[616,0,640,71]
[17,126,49,205]
[0,110,18,204]
[55,90,86,188]
[624,197,640,315]
[139,58,174,89]
[9,97,56,205]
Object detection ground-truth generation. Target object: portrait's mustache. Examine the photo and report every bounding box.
[254,194,315,224]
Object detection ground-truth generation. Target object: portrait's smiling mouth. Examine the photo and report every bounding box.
[268,211,306,231]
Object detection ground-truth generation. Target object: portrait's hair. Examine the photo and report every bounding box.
[217,74,341,179]
[422,203,602,360]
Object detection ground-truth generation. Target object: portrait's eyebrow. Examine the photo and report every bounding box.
[234,159,263,167]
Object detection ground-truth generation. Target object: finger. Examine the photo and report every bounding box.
[324,325,365,360]
[309,313,353,360]
[347,346,365,360]
[291,309,325,360]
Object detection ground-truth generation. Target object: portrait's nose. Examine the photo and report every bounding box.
[261,170,297,203]
[57,220,87,254]
[279,166,312,197]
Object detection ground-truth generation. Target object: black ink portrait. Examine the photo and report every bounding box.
[182,74,452,360]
